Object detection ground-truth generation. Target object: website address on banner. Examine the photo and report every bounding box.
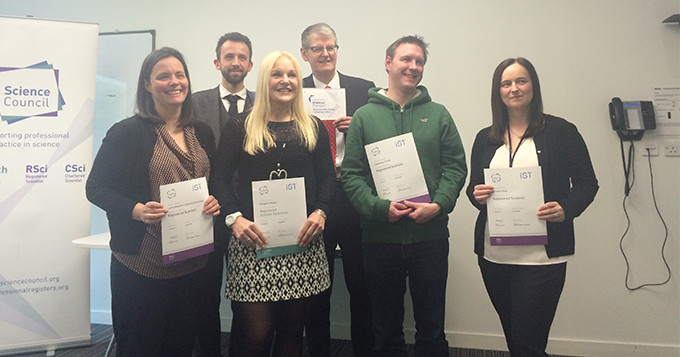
[0,275,69,295]
[0,275,61,286]
[0,284,70,296]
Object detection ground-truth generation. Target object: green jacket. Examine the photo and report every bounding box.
[341,86,467,244]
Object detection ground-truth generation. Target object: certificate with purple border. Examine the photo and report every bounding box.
[160,177,214,264]
[365,133,430,203]
[484,167,547,246]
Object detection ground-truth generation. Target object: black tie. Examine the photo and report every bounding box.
[225,94,239,117]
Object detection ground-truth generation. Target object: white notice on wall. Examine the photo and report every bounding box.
[653,86,680,136]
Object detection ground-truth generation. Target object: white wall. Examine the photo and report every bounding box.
[2,1,678,356]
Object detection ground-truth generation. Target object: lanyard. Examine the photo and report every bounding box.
[507,125,526,168]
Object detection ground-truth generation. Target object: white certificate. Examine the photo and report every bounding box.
[160,177,214,264]
[302,88,346,119]
[252,177,308,259]
[364,133,430,203]
[484,167,547,246]
[302,88,347,165]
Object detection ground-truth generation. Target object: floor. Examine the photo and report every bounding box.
[9,324,576,357]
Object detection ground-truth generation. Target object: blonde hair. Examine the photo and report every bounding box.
[244,51,318,155]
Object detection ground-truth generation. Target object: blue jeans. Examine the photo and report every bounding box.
[363,239,450,357]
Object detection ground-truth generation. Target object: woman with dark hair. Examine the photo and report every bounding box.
[86,47,221,356]
[466,57,598,356]
[213,51,334,356]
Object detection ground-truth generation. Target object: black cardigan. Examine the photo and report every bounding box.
[466,115,598,258]
[86,115,215,254]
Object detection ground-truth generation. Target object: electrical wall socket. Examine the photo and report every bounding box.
[643,141,658,156]
[663,141,680,157]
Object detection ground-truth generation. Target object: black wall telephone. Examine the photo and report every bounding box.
[609,97,656,140]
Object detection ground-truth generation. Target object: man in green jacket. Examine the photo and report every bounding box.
[341,35,467,357]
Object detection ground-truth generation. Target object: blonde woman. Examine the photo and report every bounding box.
[213,51,334,356]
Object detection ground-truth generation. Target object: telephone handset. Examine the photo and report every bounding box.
[609,97,656,140]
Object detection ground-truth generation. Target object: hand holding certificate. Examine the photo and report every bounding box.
[160,177,214,264]
[484,167,547,246]
[252,177,308,259]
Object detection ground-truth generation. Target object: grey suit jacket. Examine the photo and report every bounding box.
[302,72,374,116]
[192,86,255,147]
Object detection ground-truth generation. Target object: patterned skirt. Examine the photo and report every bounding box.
[225,234,330,302]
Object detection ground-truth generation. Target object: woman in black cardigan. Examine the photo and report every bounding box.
[86,47,220,357]
[466,57,598,357]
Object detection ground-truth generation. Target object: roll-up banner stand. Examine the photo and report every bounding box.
[0,16,97,355]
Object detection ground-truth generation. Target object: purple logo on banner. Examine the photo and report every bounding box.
[0,61,65,124]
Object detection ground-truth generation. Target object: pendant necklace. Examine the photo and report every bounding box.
[269,142,288,180]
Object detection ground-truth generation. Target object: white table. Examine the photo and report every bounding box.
[71,232,111,249]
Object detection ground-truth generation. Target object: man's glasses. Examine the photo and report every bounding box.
[308,45,339,54]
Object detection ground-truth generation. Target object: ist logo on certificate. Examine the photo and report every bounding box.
[484,167,547,246]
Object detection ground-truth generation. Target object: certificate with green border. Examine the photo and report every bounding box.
[252,177,308,259]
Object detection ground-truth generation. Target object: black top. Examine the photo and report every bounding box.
[466,115,598,258]
[86,115,216,254]
[212,117,335,222]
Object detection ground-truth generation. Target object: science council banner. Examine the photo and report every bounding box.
[0,17,97,355]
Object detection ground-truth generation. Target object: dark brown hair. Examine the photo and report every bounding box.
[385,35,428,64]
[135,47,194,127]
[215,32,252,61]
[489,57,544,144]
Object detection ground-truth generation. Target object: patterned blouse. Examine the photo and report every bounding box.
[113,124,211,279]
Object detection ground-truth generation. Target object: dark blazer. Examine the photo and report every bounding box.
[466,115,598,258]
[192,86,255,147]
[86,115,215,254]
[303,72,374,116]
[192,86,254,251]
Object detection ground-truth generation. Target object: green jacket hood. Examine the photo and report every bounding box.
[367,85,432,110]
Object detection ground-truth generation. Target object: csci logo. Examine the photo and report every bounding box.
[65,164,86,173]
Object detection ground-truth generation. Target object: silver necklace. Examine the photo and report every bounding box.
[269,142,288,180]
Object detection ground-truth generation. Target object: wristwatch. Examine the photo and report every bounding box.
[225,211,242,227]
[315,209,327,219]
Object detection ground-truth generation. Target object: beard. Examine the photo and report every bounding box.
[222,67,248,85]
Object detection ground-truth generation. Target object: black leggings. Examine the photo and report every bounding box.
[229,298,309,357]
[110,256,201,357]
[479,257,566,357]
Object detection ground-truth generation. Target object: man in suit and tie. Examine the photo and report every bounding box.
[300,22,375,357]
[192,32,255,357]
[193,32,255,147]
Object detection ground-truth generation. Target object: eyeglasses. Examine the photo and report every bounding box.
[308,45,339,54]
